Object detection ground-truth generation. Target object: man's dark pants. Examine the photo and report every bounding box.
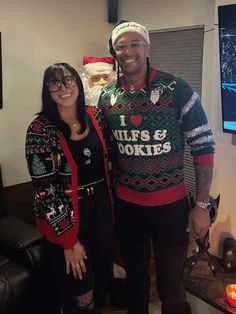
[115,197,192,314]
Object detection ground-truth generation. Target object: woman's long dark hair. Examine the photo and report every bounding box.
[39,62,87,137]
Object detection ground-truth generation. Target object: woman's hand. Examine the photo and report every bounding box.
[64,241,87,279]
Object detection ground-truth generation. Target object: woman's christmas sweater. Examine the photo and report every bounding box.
[25,108,112,249]
[98,68,215,206]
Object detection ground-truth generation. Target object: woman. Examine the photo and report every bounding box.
[25,62,114,314]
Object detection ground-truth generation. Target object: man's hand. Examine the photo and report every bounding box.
[186,205,211,239]
[64,241,87,279]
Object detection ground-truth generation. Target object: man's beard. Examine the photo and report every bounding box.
[85,85,103,108]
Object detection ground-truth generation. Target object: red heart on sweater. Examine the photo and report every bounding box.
[130,114,142,126]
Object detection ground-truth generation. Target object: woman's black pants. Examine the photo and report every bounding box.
[47,185,114,314]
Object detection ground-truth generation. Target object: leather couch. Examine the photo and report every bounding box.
[0,166,60,314]
[0,253,31,313]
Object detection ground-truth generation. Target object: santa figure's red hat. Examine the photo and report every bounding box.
[83,56,116,77]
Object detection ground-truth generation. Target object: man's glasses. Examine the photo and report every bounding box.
[114,40,147,52]
[47,76,77,92]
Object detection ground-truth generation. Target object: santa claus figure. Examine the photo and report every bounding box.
[81,55,127,309]
[81,56,116,108]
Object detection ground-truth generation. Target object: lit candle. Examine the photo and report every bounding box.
[226,284,236,307]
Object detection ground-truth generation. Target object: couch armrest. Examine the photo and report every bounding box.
[0,215,46,275]
[0,215,43,252]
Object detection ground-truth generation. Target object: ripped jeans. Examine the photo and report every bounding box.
[47,186,114,314]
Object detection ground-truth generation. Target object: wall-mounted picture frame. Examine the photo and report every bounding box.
[0,32,2,109]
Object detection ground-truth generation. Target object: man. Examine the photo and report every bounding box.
[98,20,215,314]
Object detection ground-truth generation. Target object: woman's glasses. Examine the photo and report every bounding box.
[47,76,77,92]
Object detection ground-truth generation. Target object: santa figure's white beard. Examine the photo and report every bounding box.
[84,84,103,108]
[81,73,104,108]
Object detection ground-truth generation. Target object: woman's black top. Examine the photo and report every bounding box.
[66,120,105,186]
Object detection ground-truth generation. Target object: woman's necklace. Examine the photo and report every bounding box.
[71,122,78,128]
[70,122,81,134]
[70,122,90,140]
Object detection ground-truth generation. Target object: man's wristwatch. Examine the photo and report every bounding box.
[196,201,211,212]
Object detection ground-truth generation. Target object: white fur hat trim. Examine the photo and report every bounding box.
[84,62,115,77]
[111,21,150,47]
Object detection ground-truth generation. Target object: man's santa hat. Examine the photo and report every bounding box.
[83,56,116,77]
[111,21,150,47]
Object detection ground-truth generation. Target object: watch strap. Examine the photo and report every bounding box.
[196,201,211,212]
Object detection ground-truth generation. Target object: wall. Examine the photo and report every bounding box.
[0,0,113,186]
